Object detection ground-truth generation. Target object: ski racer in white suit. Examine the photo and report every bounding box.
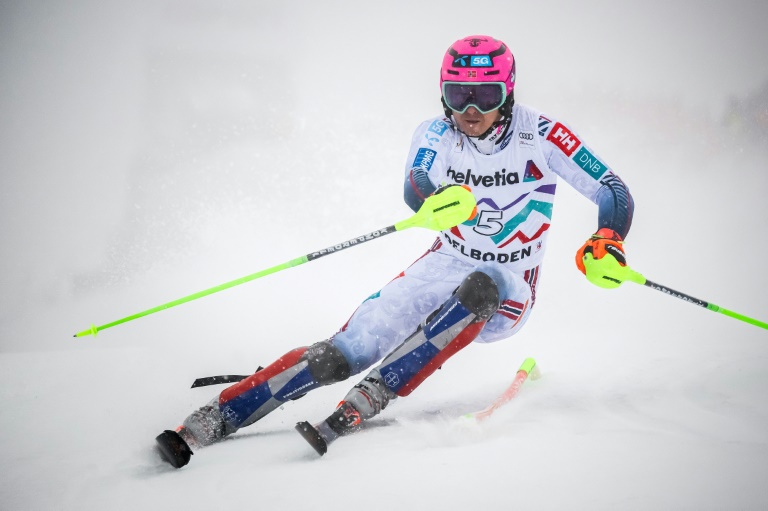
[155,34,634,466]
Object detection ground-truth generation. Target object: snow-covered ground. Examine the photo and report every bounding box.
[2,2,767,510]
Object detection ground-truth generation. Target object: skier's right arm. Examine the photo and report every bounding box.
[402,118,455,213]
[404,168,436,212]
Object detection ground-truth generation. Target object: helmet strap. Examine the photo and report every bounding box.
[499,90,515,118]
[441,96,453,119]
[477,116,511,141]
[477,91,515,142]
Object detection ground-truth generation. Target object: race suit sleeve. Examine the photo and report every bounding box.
[402,118,456,213]
[404,167,437,213]
[595,172,634,238]
[539,115,634,239]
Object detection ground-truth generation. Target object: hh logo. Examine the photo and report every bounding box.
[547,122,581,156]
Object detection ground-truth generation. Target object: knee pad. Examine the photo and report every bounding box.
[456,271,500,321]
[301,340,351,384]
[475,261,516,299]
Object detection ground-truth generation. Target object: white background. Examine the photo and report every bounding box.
[1,1,767,509]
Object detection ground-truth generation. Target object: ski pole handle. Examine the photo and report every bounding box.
[73,186,477,337]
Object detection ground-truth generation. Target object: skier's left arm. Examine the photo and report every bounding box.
[539,117,635,286]
[402,118,457,213]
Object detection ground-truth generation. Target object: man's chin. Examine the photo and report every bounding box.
[460,125,484,137]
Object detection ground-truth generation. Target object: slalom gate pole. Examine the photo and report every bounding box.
[73,186,477,338]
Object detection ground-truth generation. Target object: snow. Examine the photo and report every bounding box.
[1,1,768,510]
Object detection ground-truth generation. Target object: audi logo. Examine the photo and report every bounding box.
[519,132,534,140]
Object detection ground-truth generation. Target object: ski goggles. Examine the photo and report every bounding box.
[442,82,507,114]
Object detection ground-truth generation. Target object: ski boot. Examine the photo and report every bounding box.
[296,401,361,455]
[296,374,393,455]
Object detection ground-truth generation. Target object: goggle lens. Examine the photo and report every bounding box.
[442,82,506,114]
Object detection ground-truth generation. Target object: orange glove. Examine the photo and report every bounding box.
[575,227,626,275]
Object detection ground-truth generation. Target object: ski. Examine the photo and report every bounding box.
[296,357,540,456]
[295,421,329,456]
[155,429,193,468]
[191,375,248,388]
[162,358,540,465]
[464,357,539,422]
[190,366,264,388]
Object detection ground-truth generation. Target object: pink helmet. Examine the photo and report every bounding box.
[440,35,516,96]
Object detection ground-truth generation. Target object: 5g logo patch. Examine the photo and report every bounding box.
[452,55,493,67]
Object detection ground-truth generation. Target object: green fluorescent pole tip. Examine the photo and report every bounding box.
[518,357,536,374]
[74,324,98,338]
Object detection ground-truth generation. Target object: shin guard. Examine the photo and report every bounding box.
[218,341,350,429]
[377,271,499,397]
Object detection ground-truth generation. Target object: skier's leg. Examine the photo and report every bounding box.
[159,249,470,465]
[340,262,538,412]
[174,340,351,447]
[329,248,470,374]
[299,270,500,450]
[157,340,354,467]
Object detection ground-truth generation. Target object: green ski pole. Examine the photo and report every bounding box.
[638,277,768,330]
[74,186,477,338]
[582,253,768,331]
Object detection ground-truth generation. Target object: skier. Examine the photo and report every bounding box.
[156,34,634,467]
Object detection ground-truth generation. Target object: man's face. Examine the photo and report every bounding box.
[452,106,502,137]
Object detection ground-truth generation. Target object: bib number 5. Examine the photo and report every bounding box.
[473,210,503,236]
